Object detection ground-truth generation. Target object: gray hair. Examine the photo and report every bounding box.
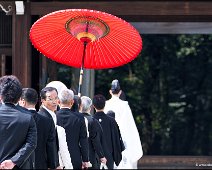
[58,89,74,104]
[80,96,92,113]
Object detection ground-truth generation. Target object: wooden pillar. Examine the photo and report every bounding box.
[12,2,31,87]
[47,59,57,83]
[40,54,48,89]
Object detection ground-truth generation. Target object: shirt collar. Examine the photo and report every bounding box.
[60,106,71,109]
[28,108,36,111]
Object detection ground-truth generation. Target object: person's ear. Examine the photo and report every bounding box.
[41,98,45,104]
[79,104,83,111]
[109,90,113,96]
[118,90,122,97]
[19,98,26,107]
[88,107,91,111]
[70,99,74,106]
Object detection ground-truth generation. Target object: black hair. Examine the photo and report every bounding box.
[0,75,22,104]
[93,94,106,110]
[111,79,121,94]
[40,86,58,100]
[71,95,81,112]
[107,110,115,119]
[21,88,38,105]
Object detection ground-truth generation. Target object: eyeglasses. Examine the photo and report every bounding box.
[45,97,59,102]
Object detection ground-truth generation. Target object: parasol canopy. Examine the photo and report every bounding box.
[29,9,142,69]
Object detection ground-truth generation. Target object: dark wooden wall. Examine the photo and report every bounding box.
[30,1,212,21]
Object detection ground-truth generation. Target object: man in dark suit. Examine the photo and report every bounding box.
[38,86,60,169]
[80,96,107,169]
[19,88,59,169]
[93,94,124,169]
[0,75,37,169]
[56,89,89,169]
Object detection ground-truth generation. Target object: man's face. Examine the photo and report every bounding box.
[42,90,58,112]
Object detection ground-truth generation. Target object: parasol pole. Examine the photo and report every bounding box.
[78,21,89,97]
[78,42,87,97]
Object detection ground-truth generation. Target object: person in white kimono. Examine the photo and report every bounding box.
[57,125,73,169]
[104,79,143,169]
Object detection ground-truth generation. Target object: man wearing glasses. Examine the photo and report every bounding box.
[38,87,60,169]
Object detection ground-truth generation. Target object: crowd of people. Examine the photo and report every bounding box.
[0,75,142,169]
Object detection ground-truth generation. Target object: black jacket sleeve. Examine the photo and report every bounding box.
[110,120,123,166]
[90,119,105,158]
[11,116,37,167]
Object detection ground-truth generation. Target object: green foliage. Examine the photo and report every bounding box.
[57,64,72,88]
[95,34,212,155]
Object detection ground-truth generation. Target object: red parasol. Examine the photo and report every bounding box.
[30,9,142,96]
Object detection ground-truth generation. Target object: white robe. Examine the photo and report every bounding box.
[57,125,73,169]
[104,95,143,169]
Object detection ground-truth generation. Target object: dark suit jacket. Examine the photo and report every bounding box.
[93,111,123,169]
[38,107,59,169]
[56,108,89,169]
[82,112,105,169]
[28,109,58,169]
[0,103,37,169]
[16,105,36,169]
